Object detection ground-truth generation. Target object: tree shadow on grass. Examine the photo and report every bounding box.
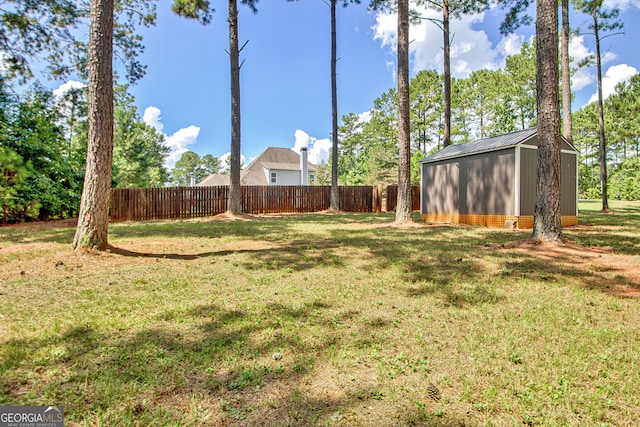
[578,206,640,227]
[2,290,487,425]
[0,227,75,245]
[324,225,506,308]
[482,237,640,298]
[107,213,396,243]
[564,229,640,256]
[502,253,640,297]
[2,297,396,425]
[106,244,266,261]
[406,282,504,307]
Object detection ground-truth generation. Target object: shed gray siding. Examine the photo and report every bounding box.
[519,147,537,216]
[421,161,459,214]
[560,151,577,215]
[421,128,579,227]
[519,145,578,216]
[422,149,515,216]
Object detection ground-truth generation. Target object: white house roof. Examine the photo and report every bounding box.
[421,127,540,164]
[198,147,317,186]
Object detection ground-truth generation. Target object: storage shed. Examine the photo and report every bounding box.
[420,128,578,229]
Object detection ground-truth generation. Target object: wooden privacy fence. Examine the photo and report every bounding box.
[385,185,421,212]
[110,185,375,222]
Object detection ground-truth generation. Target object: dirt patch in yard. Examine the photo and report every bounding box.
[488,239,640,298]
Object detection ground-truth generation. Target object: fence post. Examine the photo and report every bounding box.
[412,185,420,211]
[373,184,382,213]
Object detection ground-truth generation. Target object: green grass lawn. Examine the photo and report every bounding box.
[1,201,639,426]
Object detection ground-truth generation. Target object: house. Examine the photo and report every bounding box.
[198,147,317,186]
[420,127,579,229]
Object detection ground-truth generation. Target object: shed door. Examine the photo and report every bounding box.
[560,152,577,216]
[519,147,537,216]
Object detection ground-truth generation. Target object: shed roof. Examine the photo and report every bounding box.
[421,127,540,164]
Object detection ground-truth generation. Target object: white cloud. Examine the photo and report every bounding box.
[587,64,638,103]
[601,51,618,64]
[498,33,525,57]
[372,7,521,78]
[569,36,596,90]
[384,60,397,82]
[292,129,311,153]
[219,152,230,167]
[357,111,372,123]
[143,106,199,169]
[291,129,331,164]
[143,106,164,132]
[569,35,592,66]
[604,0,640,10]
[218,152,247,172]
[0,51,7,75]
[164,125,201,169]
[372,12,397,48]
[572,68,595,91]
[569,35,617,68]
[310,139,332,165]
[52,81,87,140]
[569,35,622,93]
[52,80,86,98]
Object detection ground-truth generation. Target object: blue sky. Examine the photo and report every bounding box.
[54,0,640,168]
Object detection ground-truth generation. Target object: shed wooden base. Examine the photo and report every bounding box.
[421,214,578,229]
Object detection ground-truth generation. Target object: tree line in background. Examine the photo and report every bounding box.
[2,39,639,223]
[0,79,223,222]
[574,74,640,201]
[327,40,640,201]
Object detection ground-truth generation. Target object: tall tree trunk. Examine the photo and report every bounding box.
[479,100,484,138]
[73,0,114,251]
[533,0,564,243]
[593,16,608,212]
[227,0,242,214]
[395,0,412,223]
[561,0,573,146]
[330,0,339,211]
[442,0,451,147]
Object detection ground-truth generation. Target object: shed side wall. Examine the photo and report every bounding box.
[459,149,515,216]
[421,161,459,214]
[422,150,515,216]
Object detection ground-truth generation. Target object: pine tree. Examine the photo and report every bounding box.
[172,0,257,215]
[575,0,623,212]
[395,0,412,223]
[73,0,115,250]
[532,0,564,242]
